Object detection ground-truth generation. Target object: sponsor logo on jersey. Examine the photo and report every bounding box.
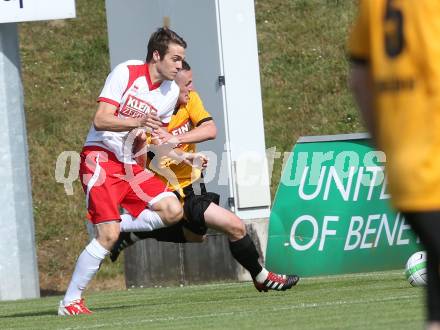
[120,95,157,118]
[171,120,192,136]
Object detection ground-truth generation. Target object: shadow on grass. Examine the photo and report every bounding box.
[0,310,56,318]
[40,289,64,297]
[0,303,146,319]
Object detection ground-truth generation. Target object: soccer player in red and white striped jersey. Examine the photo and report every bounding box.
[59,28,189,316]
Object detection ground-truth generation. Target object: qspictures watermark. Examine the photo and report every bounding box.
[55,144,389,202]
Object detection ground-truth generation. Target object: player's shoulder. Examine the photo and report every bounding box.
[160,79,180,96]
[189,90,201,100]
[112,60,145,73]
[187,90,203,106]
[170,80,180,92]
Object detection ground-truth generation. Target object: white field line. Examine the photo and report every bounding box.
[122,270,405,291]
[302,270,405,282]
[63,294,416,330]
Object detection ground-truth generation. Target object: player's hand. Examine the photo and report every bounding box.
[151,127,180,146]
[139,111,162,132]
[181,152,208,168]
[132,128,148,167]
[134,128,147,142]
[132,128,147,152]
[157,155,179,167]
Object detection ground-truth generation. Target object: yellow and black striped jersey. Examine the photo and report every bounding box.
[348,0,440,211]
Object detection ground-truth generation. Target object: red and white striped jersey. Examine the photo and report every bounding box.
[84,60,179,163]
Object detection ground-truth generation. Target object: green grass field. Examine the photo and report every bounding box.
[0,271,424,329]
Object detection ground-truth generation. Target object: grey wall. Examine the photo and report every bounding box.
[0,23,39,301]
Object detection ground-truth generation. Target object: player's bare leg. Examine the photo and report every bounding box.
[150,195,183,226]
[111,195,183,260]
[96,221,121,250]
[203,203,299,292]
[202,203,245,241]
[427,322,440,330]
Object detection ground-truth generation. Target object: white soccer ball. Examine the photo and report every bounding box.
[405,251,427,287]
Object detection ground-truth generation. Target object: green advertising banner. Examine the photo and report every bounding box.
[266,133,423,277]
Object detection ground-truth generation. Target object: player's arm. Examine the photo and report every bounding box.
[154,120,217,145]
[347,0,375,141]
[93,101,162,132]
[156,91,217,144]
[175,119,217,144]
[349,64,376,141]
[172,148,208,168]
[149,138,209,168]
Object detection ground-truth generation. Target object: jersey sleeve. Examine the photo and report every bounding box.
[347,0,371,64]
[97,62,129,107]
[187,91,212,126]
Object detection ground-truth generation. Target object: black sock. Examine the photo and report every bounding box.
[135,223,187,243]
[229,234,263,278]
[403,212,440,321]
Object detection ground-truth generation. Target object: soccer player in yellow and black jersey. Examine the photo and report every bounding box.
[349,1,440,327]
[149,74,214,198]
[111,61,299,292]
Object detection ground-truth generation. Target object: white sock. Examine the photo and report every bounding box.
[255,268,269,283]
[119,209,165,232]
[63,239,109,305]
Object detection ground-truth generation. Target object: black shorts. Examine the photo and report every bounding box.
[174,182,220,235]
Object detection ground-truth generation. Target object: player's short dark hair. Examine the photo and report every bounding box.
[146,27,187,62]
[182,60,191,71]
